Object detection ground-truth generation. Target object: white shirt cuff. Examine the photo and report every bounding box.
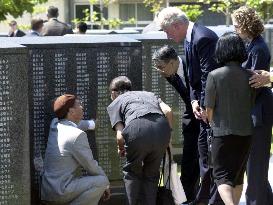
[87,120,96,130]
[191,100,198,105]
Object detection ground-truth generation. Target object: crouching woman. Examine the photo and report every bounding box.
[41,94,110,205]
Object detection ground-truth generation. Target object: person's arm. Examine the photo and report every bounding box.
[77,119,96,131]
[206,107,214,123]
[159,101,173,130]
[204,73,216,123]
[159,100,173,150]
[197,36,218,109]
[71,132,109,179]
[114,122,125,157]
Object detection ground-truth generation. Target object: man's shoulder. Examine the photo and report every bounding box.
[193,23,218,41]
[16,29,26,36]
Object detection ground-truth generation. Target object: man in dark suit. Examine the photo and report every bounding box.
[156,7,222,205]
[152,45,200,204]
[8,20,25,37]
[42,6,73,36]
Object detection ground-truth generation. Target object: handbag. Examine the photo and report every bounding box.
[167,149,187,204]
[156,147,175,205]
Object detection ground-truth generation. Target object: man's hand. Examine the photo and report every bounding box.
[192,100,203,120]
[102,188,111,201]
[118,145,126,157]
[249,70,270,88]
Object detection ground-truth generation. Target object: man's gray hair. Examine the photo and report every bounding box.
[156,7,189,29]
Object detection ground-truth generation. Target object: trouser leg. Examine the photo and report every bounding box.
[122,115,170,205]
[181,113,200,202]
[70,176,108,205]
[246,124,273,205]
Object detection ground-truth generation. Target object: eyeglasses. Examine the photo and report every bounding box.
[152,62,167,72]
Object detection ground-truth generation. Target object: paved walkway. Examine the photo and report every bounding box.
[239,156,273,205]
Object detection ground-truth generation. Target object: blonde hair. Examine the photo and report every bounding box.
[156,7,189,29]
[232,6,264,38]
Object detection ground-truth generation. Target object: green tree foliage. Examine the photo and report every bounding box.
[143,0,209,22]
[246,0,273,22]
[0,0,48,21]
[178,4,204,22]
[209,0,273,25]
[143,0,164,14]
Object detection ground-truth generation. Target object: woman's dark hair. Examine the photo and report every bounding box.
[215,32,247,65]
[109,76,132,94]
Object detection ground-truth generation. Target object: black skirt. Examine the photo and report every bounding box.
[212,134,252,187]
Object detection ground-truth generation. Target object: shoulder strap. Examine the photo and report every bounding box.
[158,147,172,187]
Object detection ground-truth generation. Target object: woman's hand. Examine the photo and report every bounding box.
[117,131,125,157]
[102,188,111,201]
[115,122,125,157]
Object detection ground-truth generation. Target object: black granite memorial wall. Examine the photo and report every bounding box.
[3,35,142,204]
[0,42,30,205]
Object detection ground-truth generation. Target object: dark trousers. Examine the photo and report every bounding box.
[196,121,224,205]
[246,124,273,205]
[121,114,171,205]
[181,112,200,202]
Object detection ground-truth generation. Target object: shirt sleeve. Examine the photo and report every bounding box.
[153,93,162,104]
[204,73,216,109]
[71,132,109,181]
[107,98,123,129]
[77,120,96,131]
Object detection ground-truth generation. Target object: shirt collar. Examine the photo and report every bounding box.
[49,18,58,21]
[30,30,40,35]
[186,21,194,42]
[59,119,78,127]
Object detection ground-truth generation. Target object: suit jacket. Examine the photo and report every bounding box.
[184,23,219,108]
[242,35,273,126]
[26,30,40,37]
[165,57,196,125]
[42,18,74,36]
[8,29,26,37]
[41,119,108,203]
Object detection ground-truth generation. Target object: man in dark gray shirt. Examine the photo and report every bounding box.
[107,76,172,205]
